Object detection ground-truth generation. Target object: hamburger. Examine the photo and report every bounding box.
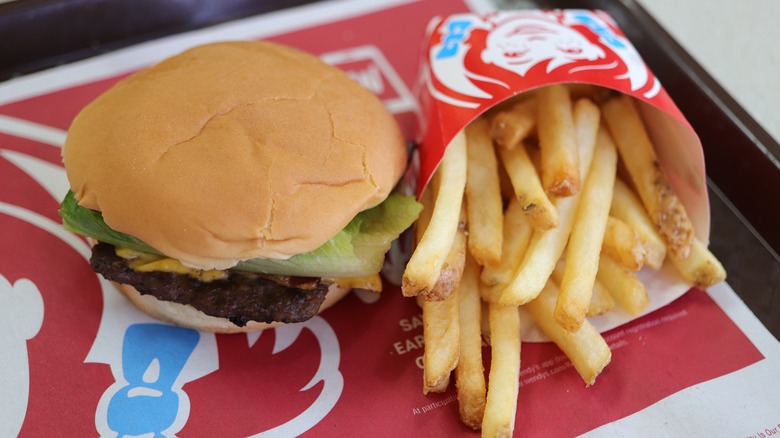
[59,41,421,333]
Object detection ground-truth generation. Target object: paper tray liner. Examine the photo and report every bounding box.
[0,1,745,436]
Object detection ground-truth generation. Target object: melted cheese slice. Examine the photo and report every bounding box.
[328,275,383,293]
[115,247,227,282]
[115,247,382,291]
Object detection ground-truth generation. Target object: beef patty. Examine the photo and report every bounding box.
[90,242,330,327]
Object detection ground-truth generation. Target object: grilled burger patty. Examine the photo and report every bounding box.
[90,242,330,327]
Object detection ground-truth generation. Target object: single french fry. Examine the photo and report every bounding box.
[602,216,648,271]
[524,280,611,386]
[480,198,533,297]
[490,97,537,150]
[499,101,600,306]
[415,183,435,237]
[455,254,487,430]
[422,289,460,394]
[482,303,521,437]
[588,280,615,316]
[415,187,460,393]
[497,196,576,306]
[610,179,666,269]
[669,237,726,289]
[410,155,465,303]
[556,125,617,332]
[602,95,694,259]
[537,84,579,196]
[597,254,649,315]
[403,131,468,297]
[498,142,559,231]
[571,97,601,177]
[424,207,467,301]
[551,261,614,317]
[465,118,504,266]
[497,155,516,203]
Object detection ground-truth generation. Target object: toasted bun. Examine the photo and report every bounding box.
[64,41,406,270]
[115,281,352,333]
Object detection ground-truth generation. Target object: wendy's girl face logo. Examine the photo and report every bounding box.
[428,10,666,106]
[480,14,606,77]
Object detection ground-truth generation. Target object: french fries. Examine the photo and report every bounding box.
[403,131,467,298]
[499,96,600,306]
[480,197,533,296]
[498,142,559,231]
[571,98,601,167]
[402,83,725,433]
[610,179,666,270]
[490,97,536,150]
[602,216,648,271]
[482,303,521,437]
[497,192,578,306]
[602,95,695,260]
[414,188,462,393]
[669,237,727,289]
[465,118,504,266]
[425,214,467,301]
[411,186,466,302]
[556,125,618,332]
[456,254,487,430]
[597,254,649,315]
[421,292,460,393]
[551,261,614,317]
[537,84,580,196]
[524,280,611,386]
[588,280,616,317]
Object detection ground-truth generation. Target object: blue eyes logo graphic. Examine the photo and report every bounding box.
[435,20,473,60]
[571,13,626,49]
[106,323,199,437]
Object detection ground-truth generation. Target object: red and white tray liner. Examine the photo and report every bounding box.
[0,0,778,436]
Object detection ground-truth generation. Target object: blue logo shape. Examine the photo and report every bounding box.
[435,20,473,59]
[573,13,626,49]
[107,323,199,437]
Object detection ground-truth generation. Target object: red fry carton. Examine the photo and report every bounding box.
[411,9,711,339]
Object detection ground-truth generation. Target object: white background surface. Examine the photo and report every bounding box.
[636,0,780,144]
[585,282,780,437]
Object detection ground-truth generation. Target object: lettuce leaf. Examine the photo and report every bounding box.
[59,190,421,278]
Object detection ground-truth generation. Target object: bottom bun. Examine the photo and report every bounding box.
[114,282,352,333]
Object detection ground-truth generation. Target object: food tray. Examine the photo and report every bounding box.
[1,0,778,436]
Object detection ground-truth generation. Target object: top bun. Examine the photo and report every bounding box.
[64,41,407,270]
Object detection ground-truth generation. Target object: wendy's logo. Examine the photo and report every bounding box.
[426,10,660,110]
[480,15,605,77]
